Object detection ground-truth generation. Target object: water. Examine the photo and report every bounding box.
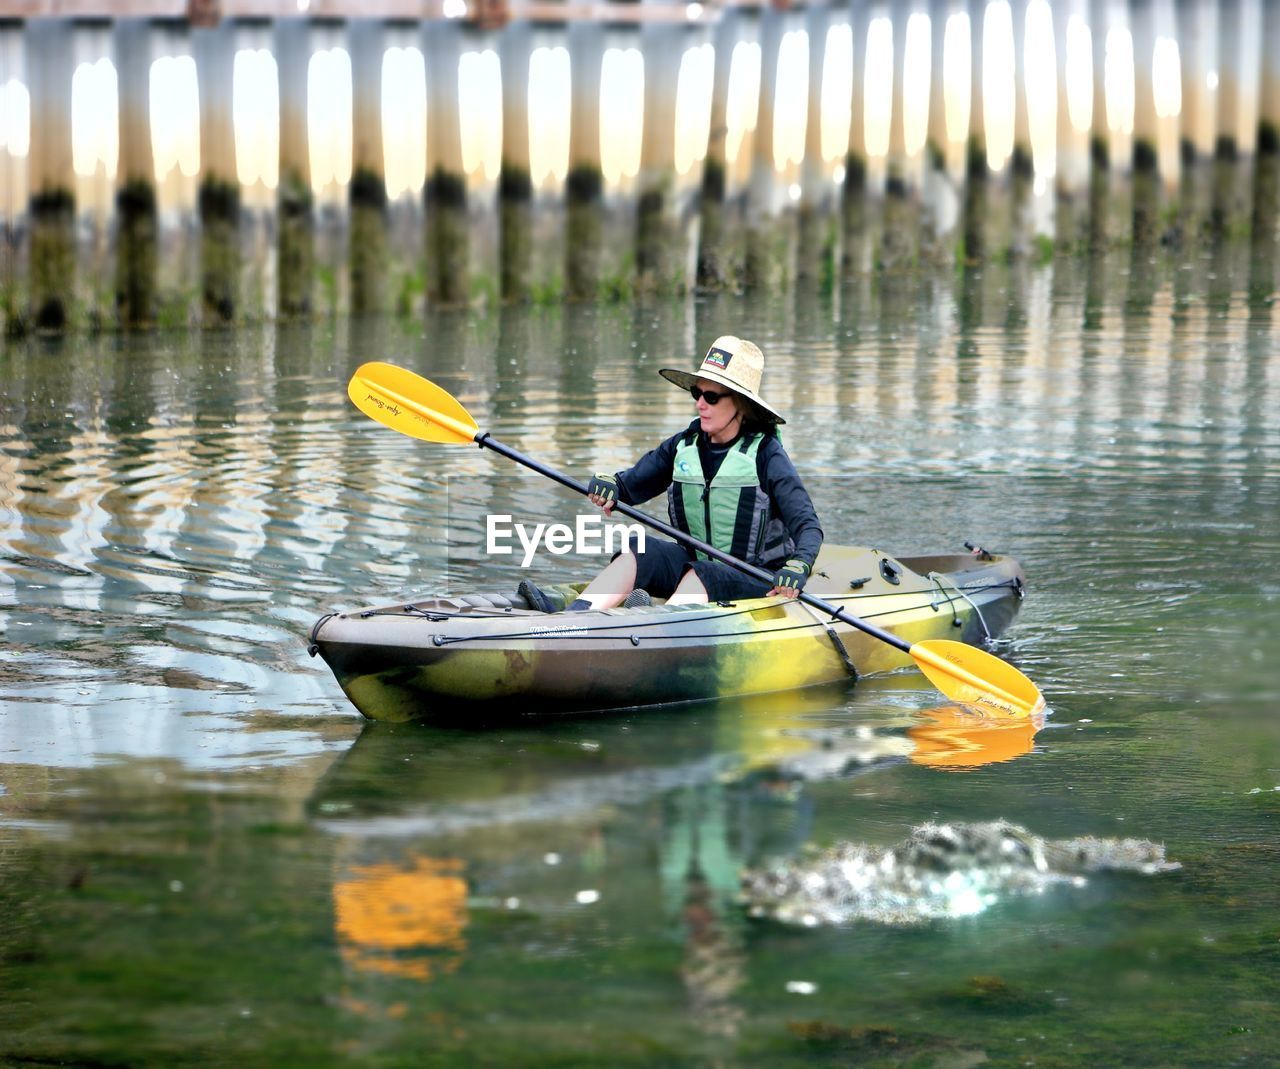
[1,249,1278,1067]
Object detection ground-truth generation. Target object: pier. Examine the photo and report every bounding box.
[0,0,1276,333]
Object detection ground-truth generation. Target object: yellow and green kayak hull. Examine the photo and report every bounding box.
[307,545,1027,723]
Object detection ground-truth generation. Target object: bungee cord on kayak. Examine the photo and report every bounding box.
[347,578,1025,649]
[926,570,1007,640]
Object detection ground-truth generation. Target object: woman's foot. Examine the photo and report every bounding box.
[519,580,594,613]
[518,580,560,613]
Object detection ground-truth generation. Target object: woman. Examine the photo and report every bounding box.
[520,336,823,612]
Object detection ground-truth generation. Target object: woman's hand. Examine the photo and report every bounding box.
[768,559,810,599]
[586,472,619,515]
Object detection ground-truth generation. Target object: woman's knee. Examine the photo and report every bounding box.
[668,569,709,605]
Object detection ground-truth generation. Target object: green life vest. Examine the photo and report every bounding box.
[666,429,796,566]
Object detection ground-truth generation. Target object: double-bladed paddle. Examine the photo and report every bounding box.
[347,361,1046,718]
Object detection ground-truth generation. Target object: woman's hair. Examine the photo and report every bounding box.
[736,396,778,438]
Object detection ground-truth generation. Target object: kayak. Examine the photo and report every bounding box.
[307,544,1027,723]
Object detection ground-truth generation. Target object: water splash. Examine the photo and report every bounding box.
[741,819,1179,928]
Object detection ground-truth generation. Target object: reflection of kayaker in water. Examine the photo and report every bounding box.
[520,336,824,613]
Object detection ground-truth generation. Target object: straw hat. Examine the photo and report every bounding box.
[659,336,785,424]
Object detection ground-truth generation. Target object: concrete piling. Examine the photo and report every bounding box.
[498,19,533,302]
[797,0,835,284]
[382,19,427,315]
[114,19,157,328]
[842,0,873,273]
[744,4,791,291]
[703,6,764,292]
[72,19,113,303]
[1010,0,1037,254]
[424,20,469,306]
[924,0,962,261]
[194,20,239,324]
[1129,0,1161,245]
[565,20,605,300]
[275,17,313,318]
[636,13,688,295]
[1087,0,1133,247]
[1053,0,1091,249]
[0,24,23,335]
[1251,0,1280,257]
[1151,0,1180,188]
[882,0,923,270]
[1259,1,1280,158]
[1176,0,1216,240]
[233,19,275,321]
[26,19,76,331]
[696,5,741,291]
[349,18,388,314]
[1212,0,1262,238]
[962,0,990,262]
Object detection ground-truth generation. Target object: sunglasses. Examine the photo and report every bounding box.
[690,386,731,405]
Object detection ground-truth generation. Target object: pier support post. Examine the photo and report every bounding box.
[1087,0,1109,247]
[798,0,835,283]
[842,0,872,272]
[745,4,792,290]
[1009,0,1036,255]
[1251,0,1280,261]
[1176,0,1215,242]
[26,19,76,331]
[1054,0,1091,249]
[424,20,469,305]
[349,19,388,314]
[1130,0,1162,246]
[498,20,533,302]
[1088,0,1134,247]
[636,17,686,294]
[882,0,923,270]
[924,0,962,262]
[0,25,23,335]
[74,20,113,315]
[194,20,240,324]
[275,17,313,317]
[697,6,741,290]
[565,21,604,300]
[115,19,157,328]
[962,0,989,262]
[1211,0,1262,239]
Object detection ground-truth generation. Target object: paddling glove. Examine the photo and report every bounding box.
[773,559,810,593]
[587,472,619,505]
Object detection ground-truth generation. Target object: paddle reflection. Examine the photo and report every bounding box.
[333,855,468,982]
[907,703,1041,770]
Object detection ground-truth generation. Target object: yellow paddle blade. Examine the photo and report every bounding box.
[348,361,479,445]
[909,639,1046,718]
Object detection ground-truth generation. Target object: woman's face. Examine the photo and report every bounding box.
[693,377,743,442]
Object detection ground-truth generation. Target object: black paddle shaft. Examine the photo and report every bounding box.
[476,432,911,654]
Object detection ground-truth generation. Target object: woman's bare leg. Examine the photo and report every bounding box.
[666,569,709,606]
[574,551,638,609]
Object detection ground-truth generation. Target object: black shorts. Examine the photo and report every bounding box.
[624,535,774,603]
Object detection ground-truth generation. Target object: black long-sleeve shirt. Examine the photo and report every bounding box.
[612,420,824,569]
